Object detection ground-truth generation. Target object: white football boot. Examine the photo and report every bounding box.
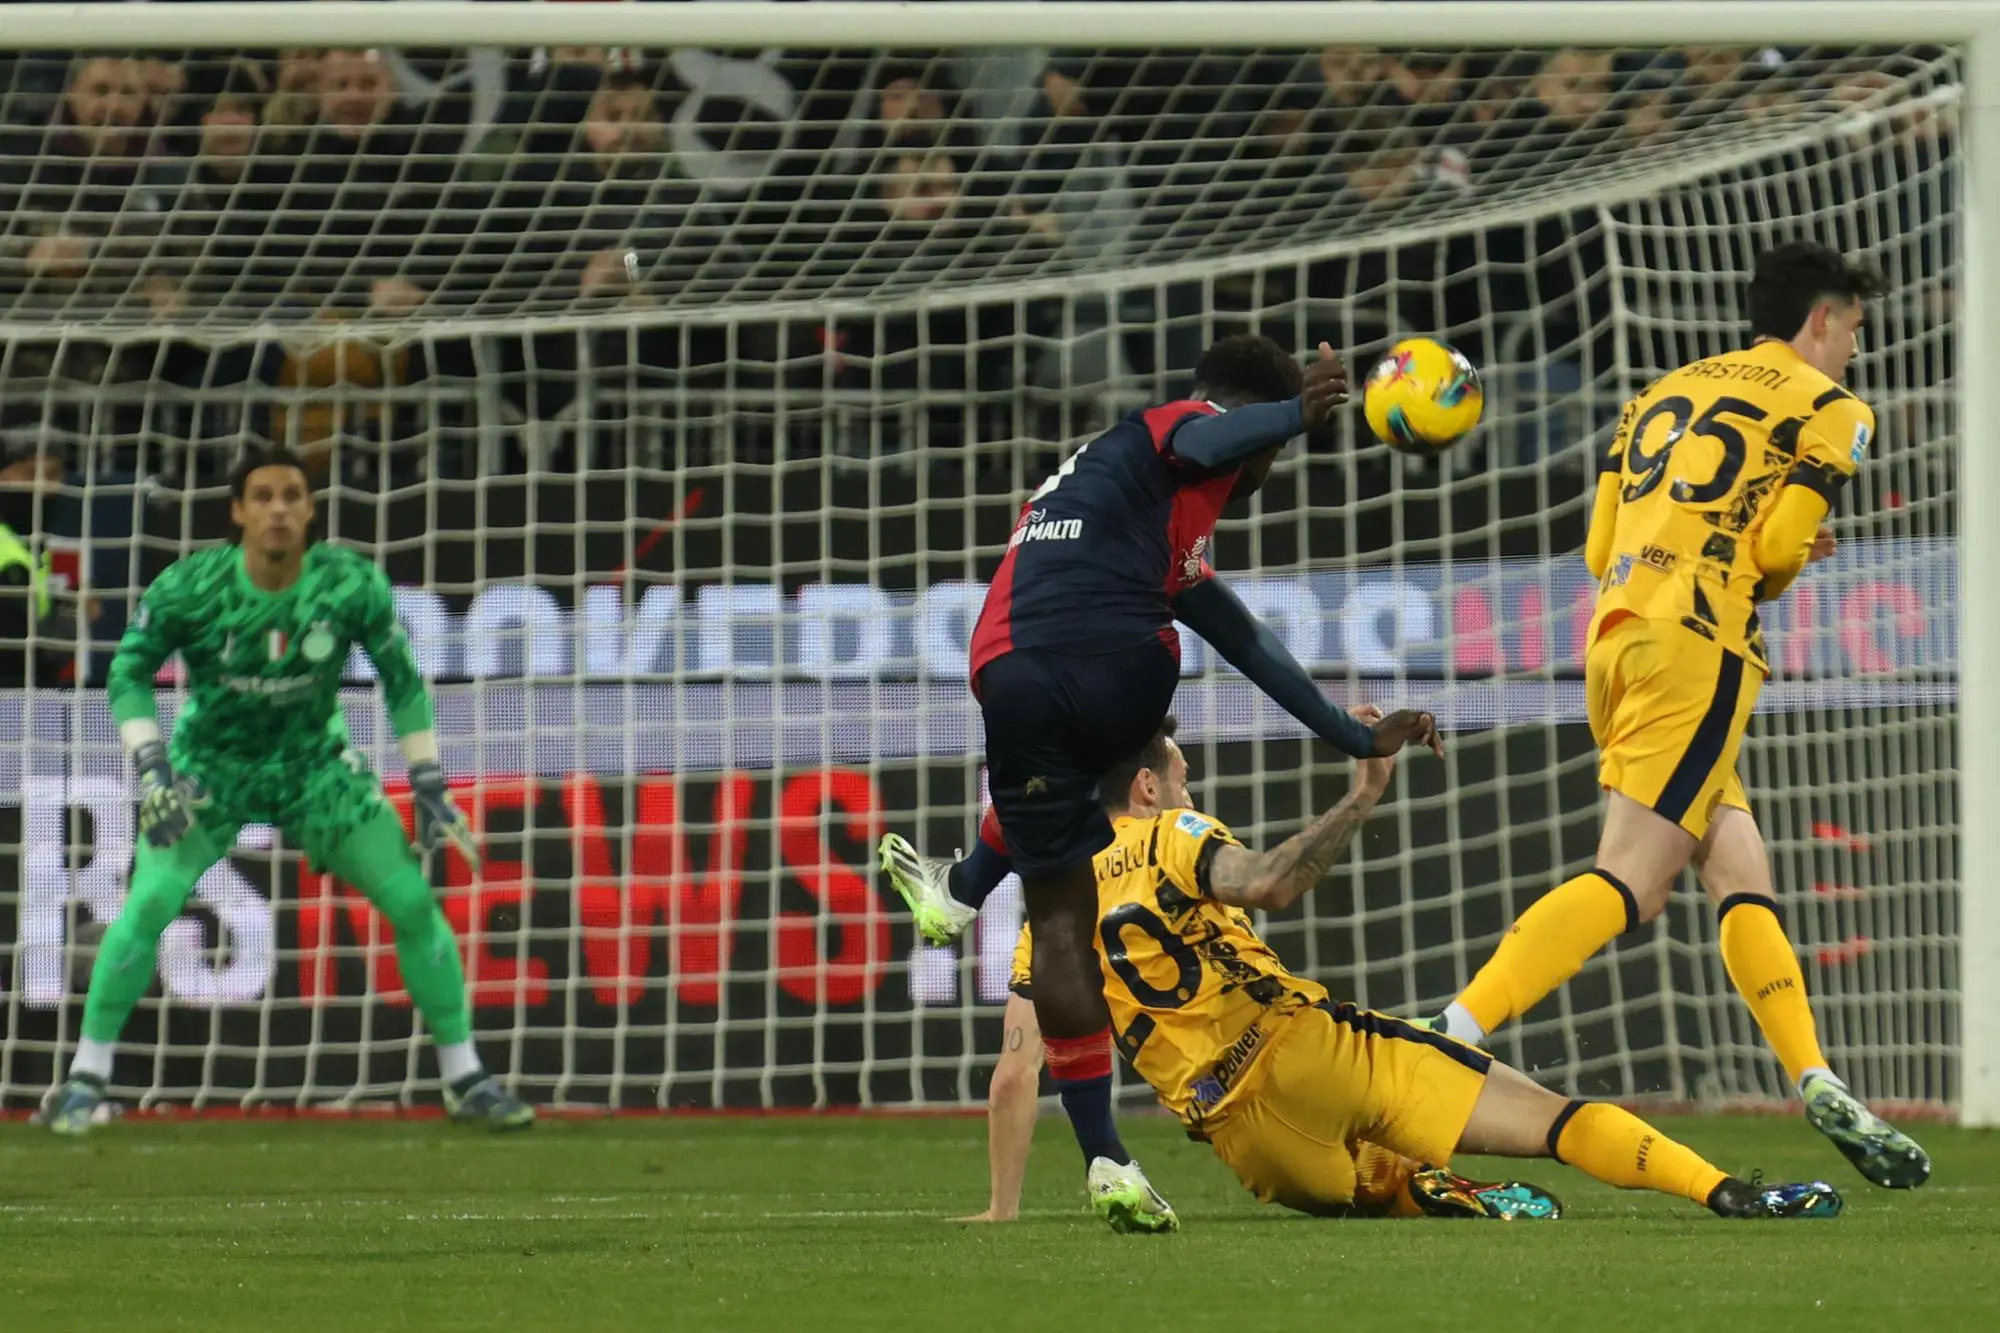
[879,833,978,945]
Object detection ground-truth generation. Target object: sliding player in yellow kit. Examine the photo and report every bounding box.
[958,716,1840,1223]
[1428,242,1929,1190]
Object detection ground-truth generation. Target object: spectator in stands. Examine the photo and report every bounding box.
[288,48,455,317]
[154,58,297,316]
[865,59,980,167]
[1530,49,1621,138]
[0,56,183,309]
[263,48,324,148]
[562,74,709,301]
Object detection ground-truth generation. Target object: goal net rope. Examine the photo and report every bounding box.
[0,35,1959,1112]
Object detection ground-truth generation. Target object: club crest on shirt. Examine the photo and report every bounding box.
[302,622,337,663]
[1181,535,1209,583]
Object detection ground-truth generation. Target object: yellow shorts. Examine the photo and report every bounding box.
[1009,922,1033,999]
[1587,615,1761,840]
[1205,1002,1491,1216]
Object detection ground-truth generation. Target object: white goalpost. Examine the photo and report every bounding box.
[0,2,1990,1125]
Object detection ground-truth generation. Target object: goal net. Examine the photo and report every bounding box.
[0,32,1960,1113]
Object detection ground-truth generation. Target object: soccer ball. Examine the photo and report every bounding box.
[1362,338,1485,453]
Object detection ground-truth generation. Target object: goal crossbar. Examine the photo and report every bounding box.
[7,1,2000,51]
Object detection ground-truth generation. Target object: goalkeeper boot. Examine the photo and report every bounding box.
[1408,1167,1562,1221]
[43,1075,106,1138]
[1800,1070,1931,1190]
[1086,1156,1180,1234]
[879,833,978,945]
[444,1074,536,1132]
[1706,1173,1843,1220]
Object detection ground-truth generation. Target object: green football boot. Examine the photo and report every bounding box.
[444,1075,536,1131]
[1800,1071,1931,1190]
[1086,1157,1180,1234]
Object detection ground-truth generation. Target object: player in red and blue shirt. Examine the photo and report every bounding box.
[887,334,1441,1230]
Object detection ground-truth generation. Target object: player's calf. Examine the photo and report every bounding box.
[1457,1062,1842,1220]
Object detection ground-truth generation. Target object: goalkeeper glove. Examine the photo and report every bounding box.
[409,760,480,868]
[132,740,206,849]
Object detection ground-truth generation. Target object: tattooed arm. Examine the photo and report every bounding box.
[1201,741,1396,913]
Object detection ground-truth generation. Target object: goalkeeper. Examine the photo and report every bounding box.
[43,447,534,1134]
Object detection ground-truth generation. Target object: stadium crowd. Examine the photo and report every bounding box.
[0,39,1956,483]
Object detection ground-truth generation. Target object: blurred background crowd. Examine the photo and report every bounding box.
[0,35,1957,475]
[0,23,1961,686]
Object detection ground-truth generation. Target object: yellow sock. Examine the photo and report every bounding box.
[1718,894,1829,1084]
[1552,1101,1728,1207]
[1458,869,1639,1034]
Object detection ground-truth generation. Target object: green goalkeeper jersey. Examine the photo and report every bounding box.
[108,543,432,769]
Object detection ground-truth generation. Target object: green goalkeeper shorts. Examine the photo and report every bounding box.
[171,742,409,871]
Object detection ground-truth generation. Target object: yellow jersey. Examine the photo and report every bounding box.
[1026,808,1329,1131]
[1590,340,1873,672]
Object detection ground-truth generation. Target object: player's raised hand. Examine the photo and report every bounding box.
[1808,525,1837,564]
[132,740,206,848]
[1347,706,1397,797]
[1299,342,1351,429]
[1370,709,1444,759]
[410,760,481,869]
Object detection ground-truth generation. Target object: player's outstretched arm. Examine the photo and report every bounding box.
[1201,740,1395,911]
[1168,397,1306,471]
[355,562,478,867]
[1168,343,1348,470]
[1172,575,1378,757]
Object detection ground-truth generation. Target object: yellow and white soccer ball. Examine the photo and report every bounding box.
[1362,337,1485,454]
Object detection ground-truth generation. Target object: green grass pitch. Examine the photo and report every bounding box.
[3,1113,1997,1332]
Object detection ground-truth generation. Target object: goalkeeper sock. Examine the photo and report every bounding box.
[1045,1030,1130,1167]
[1457,869,1640,1035]
[70,1038,115,1083]
[946,808,1012,911]
[1550,1101,1729,1207]
[437,1041,483,1085]
[1717,894,1830,1086]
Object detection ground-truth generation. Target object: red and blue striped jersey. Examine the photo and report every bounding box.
[969,400,1239,679]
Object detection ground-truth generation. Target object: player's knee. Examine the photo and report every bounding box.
[988,1054,1042,1111]
[116,878,196,940]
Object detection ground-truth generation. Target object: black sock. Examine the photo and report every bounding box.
[1055,1074,1130,1166]
[947,840,1012,911]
